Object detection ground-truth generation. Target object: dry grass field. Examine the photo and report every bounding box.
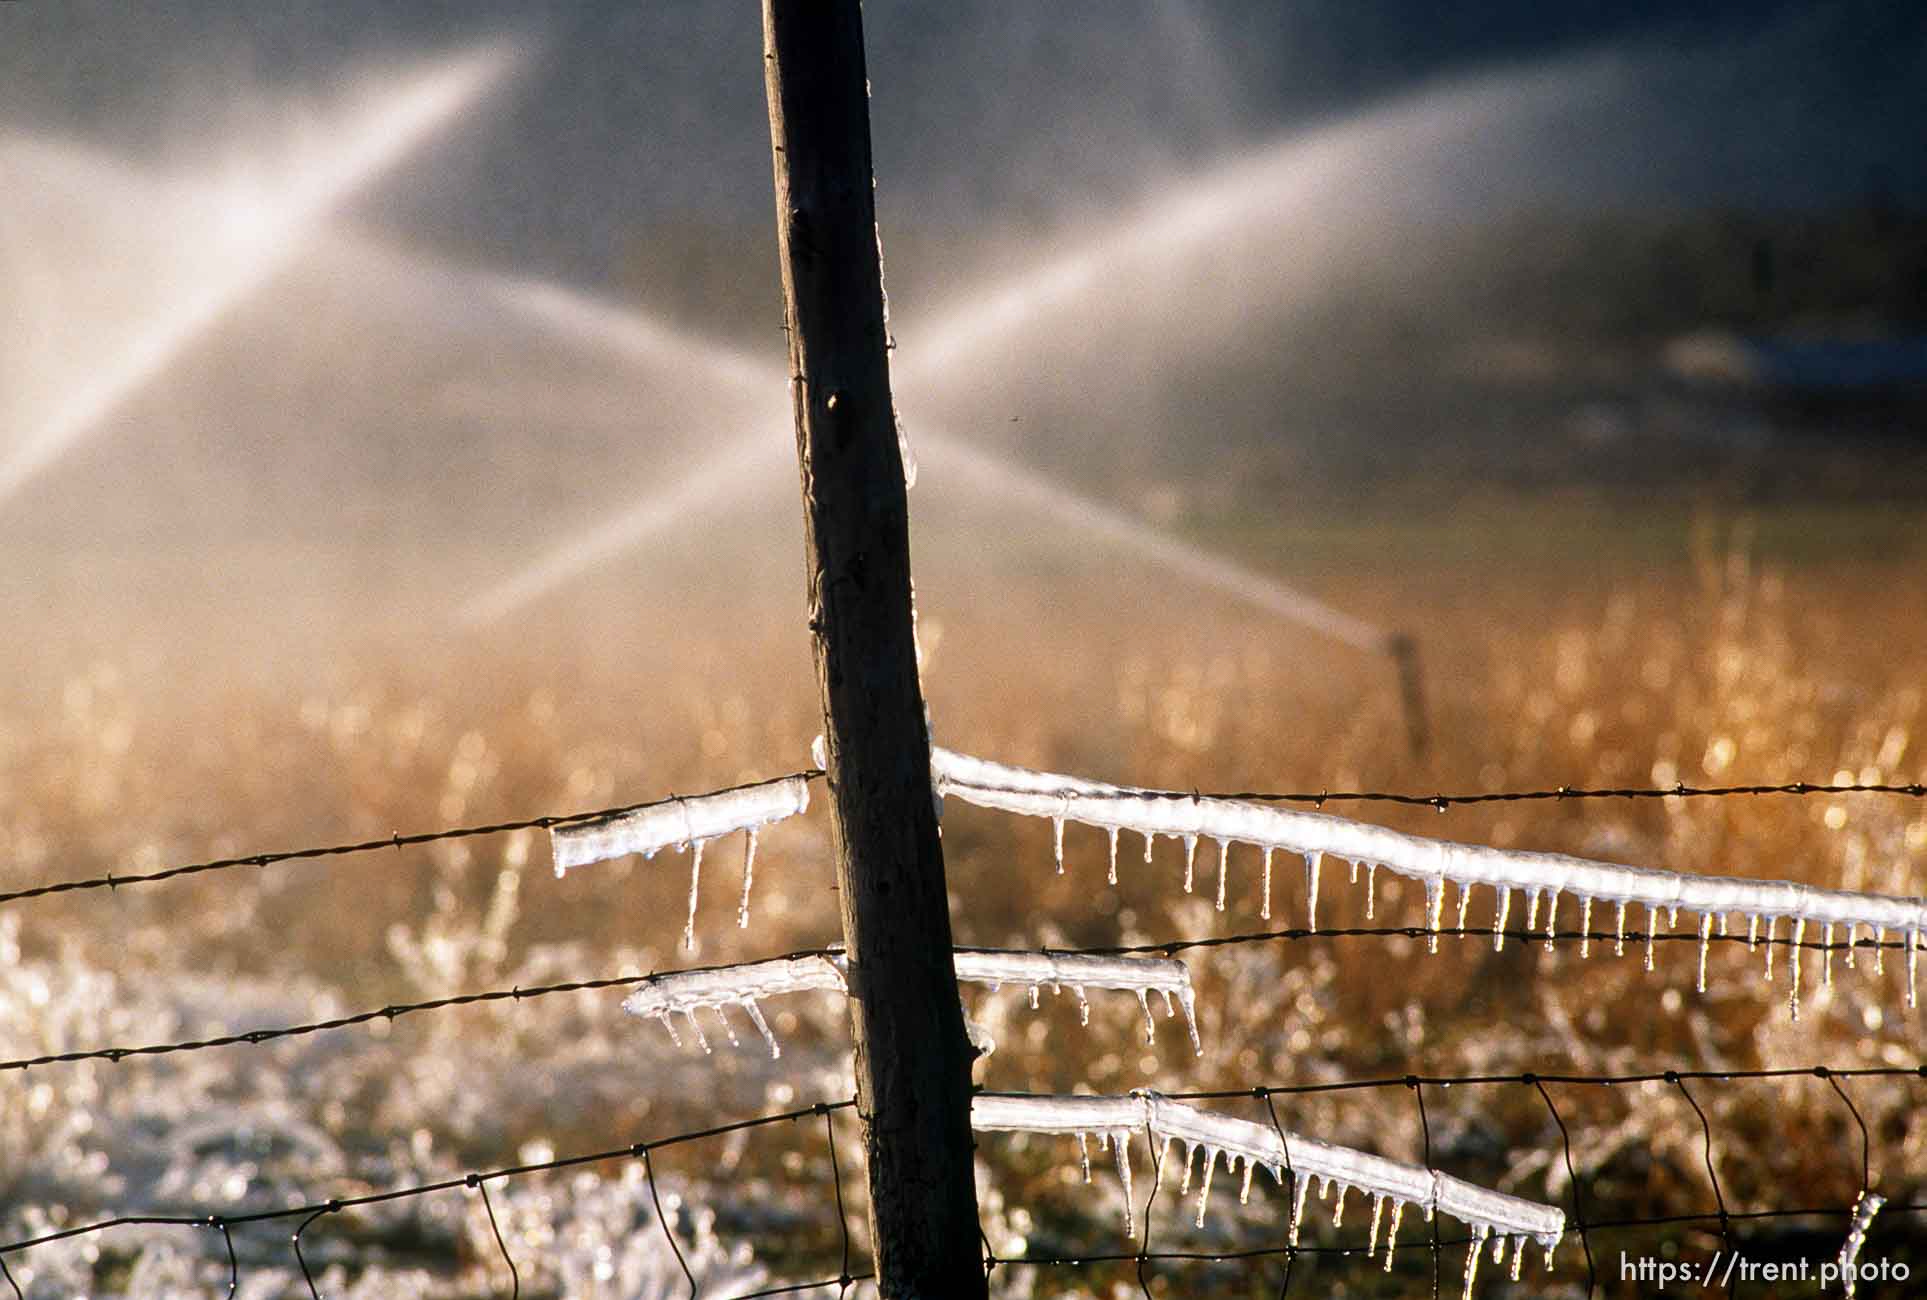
[3,495,1925,1296]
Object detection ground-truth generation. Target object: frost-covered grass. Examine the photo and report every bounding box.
[4,523,1927,1296]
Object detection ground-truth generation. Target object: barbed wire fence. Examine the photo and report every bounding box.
[4,774,1925,1296]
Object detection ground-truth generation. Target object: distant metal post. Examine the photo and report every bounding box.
[761,3,988,1296]
[1388,632,1430,760]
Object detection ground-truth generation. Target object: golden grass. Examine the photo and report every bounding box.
[3,512,1925,1295]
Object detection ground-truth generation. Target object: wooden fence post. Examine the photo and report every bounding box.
[760,3,988,1295]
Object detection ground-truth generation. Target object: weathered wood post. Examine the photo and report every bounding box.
[760,3,988,1295]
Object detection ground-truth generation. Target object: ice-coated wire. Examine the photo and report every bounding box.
[933,749,1927,1010]
[970,1092,1565,1259]
[6,769,1916,911]
[1838,1190,1887,1300]
[0,771,823,907]
[550,773,811,876]
[618,948,1202,1058]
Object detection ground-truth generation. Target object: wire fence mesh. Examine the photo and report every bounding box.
[4,772,1924,1296]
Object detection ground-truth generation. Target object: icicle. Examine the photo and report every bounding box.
[1178,994,1203,1056]
[1028,984,1041,1010]
[711,1004,740,1048]
[1239,1157,1255,1205]
[654,1011,682,1048]
[1494,886,1511,952]
[1645,903,1659,972]
[1825,922,1836,986]
[1156,1135,1175,1190]
[1668,905,1679,928]
[1350,858,1360,885]
[1113,1130,1137,1237]
[1135,989,1157,1044]
[1305,850,1323,931]
[741,997,780,1058]
[1367,1193,1385,1258]
[1332,1182,1351,1228]
[1908,927,1919,1009]
[1614,900,1627,958]
[1077,1131,1092,1183]
[1194,1146,1218,1227]
[1107,827,1120,885]
[1837,1190,1885,1300]
[1052,815,1066,874]
[1876,926,1886,975]
[1183,834,1198,892]
[1290,1172,1311,1246]
[1789,917,1807,1020]
[1526,889,1541,934]
[1075,986,1091,1026]
[1367,861,1379,919]
[1261,846,1274,920]
[683,1007,711,1053]
[1143,830,1155,864]
[1581,897,1594,958]
[1747,913,1759,950]
[737,828,759,928]
[1845,921,1857,970]
[1510,1236,1526,1281]
[1718,912,1729,936]
[1215,839,1230,912]
[682,838,706,951]
[1464,1223,1489,1299]
[1765,916,1778,981]
[1697,913,1714,993]
[1456,880,1474,932]
[1384,1201,1405,1271]
[1544,889,1559,953]
[1425,878,1444,954]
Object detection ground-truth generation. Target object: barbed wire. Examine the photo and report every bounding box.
[9,776,1927,1296]
[6,769,1921,913]
[7,1071,1920,1299]
[11,932,1918,1294]
[8,925,1920,1077]
[0,770,824,909]
[0,946,846,1074]
[1144,777,1927,810]
[975,1067,1925,1300]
